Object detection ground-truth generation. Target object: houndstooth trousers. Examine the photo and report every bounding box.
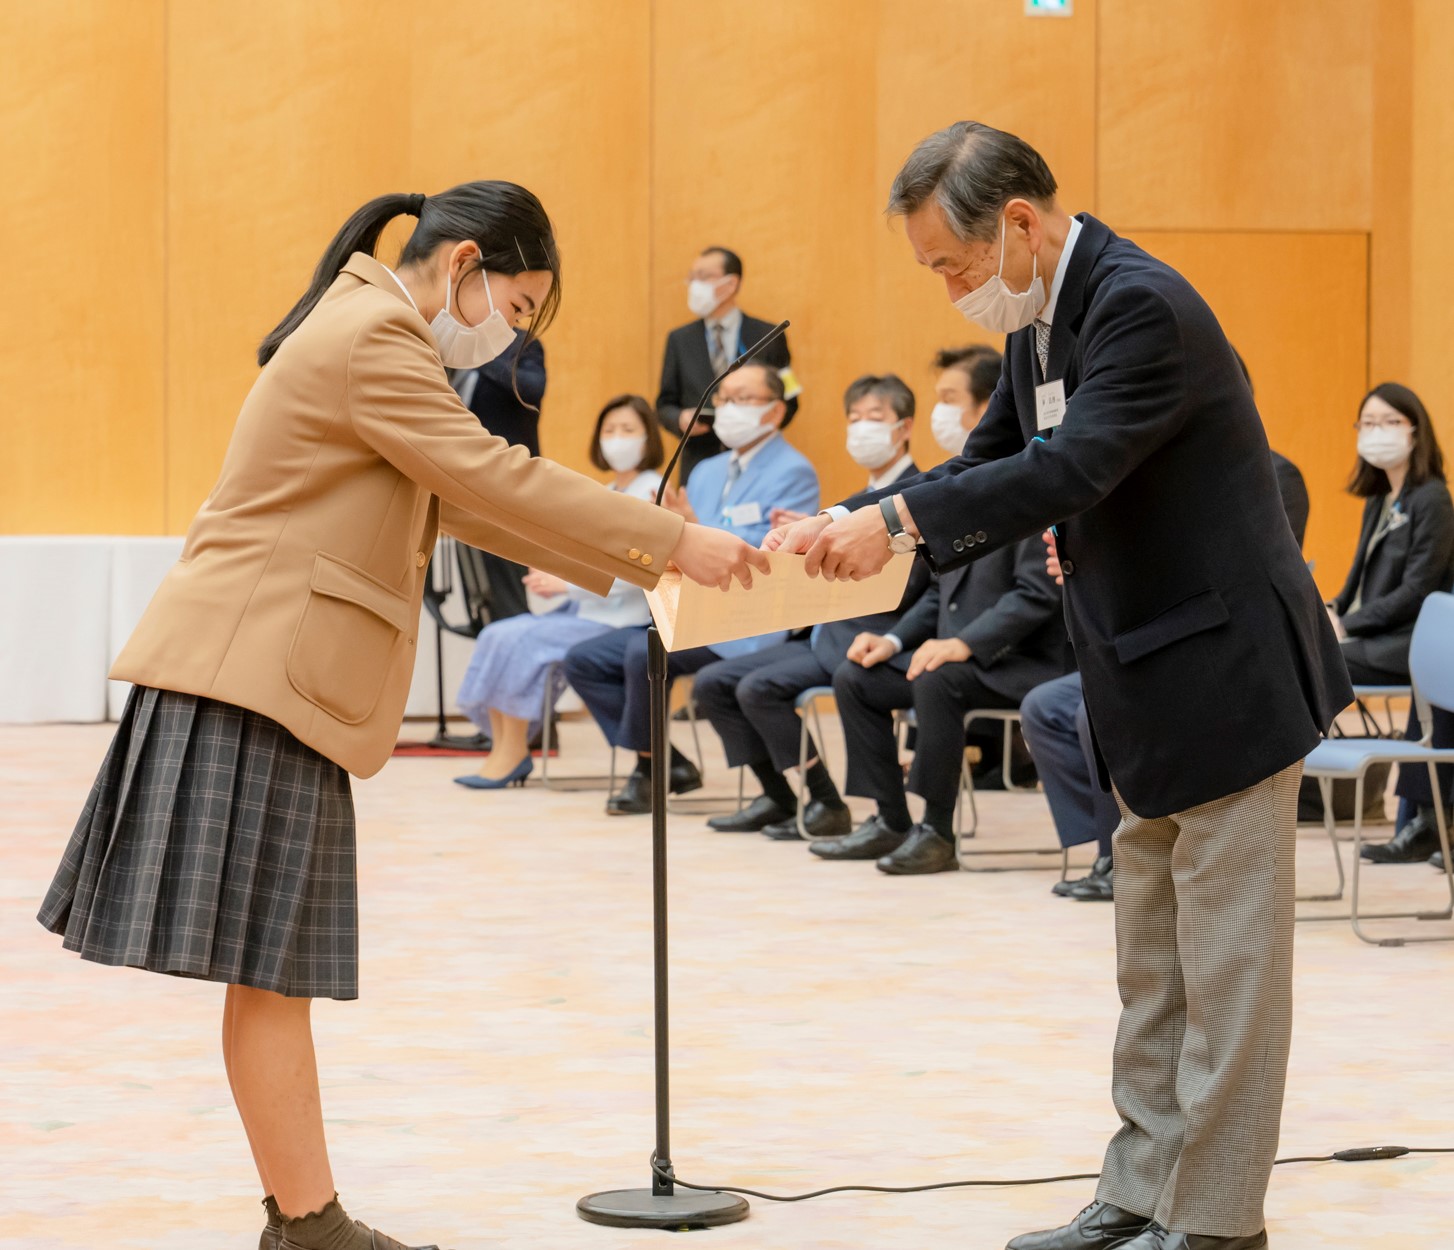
[1095,761,1301,1237]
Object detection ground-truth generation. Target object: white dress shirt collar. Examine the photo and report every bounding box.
[706,305,743,348]
[868,452,915,491]
[1038,215,1083,328]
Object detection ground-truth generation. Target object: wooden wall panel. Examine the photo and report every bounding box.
[1098,0,1374,232]
[165,0,409,531]
[1369,0,1412,386]
[874,0,1098,478]
[651,0,878,510]
[1133,231,1369,597]
[0,0,166,534]
[1409,0,1454,454]
[410,0,652,483]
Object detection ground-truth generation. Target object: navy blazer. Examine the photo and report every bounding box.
[845,214,1350,817]
[1332,477,1454,672]
[656,312,795,481]
[887,535,1069,702]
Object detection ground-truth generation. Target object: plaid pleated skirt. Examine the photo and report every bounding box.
[37,686,359,1000]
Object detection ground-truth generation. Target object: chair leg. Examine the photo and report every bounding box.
[1297,776,1346,904]
[1305,766,1454,945]
[795,709,811,839]
[538,666,617,792]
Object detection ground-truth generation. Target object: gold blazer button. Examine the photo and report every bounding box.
[415,551,427,567]
[640,553,653,566]
[628,547,642,561]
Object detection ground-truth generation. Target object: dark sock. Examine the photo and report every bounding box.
[669,745,695,771]
[923,800,956,841]
[279,1196,368,1250]
[633,754,651,776]
[878,796,912,833]
[749,761,797,811]
[263,1195,282,1229]
[804,761,846,808]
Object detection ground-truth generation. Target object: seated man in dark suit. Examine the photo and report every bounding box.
[450,330,547,620]
[564,364,819,815]
[813,534,1068,875]
[656,246,795,483]
[693,374,927,840]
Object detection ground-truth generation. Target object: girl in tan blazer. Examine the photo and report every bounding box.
[38,181,766,1250]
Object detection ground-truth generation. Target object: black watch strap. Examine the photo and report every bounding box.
[879,496,904,537]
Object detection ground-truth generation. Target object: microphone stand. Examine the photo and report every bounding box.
[577,322,788,1231]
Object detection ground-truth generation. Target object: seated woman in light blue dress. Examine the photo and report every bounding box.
[454,394,665,788]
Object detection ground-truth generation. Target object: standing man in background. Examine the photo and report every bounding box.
[769,121,1351,1250]
[657,246,795,483]
[451,330,547,620]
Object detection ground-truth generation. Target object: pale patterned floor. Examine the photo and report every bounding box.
[2,714,1452,1250]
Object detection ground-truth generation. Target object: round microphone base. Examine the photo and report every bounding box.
[576,1187,749,1230]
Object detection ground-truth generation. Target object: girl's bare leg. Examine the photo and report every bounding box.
[222,984,273,1198]
[479,711,530,779]
[228,985,335,1218]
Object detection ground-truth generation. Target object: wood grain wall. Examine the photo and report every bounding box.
[3,0,1444,597]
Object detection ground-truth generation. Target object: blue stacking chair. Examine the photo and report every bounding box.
[1299,592,1454,946]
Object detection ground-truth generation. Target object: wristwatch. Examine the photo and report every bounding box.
[880,497,918,555]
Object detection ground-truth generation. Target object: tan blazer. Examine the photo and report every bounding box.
[113,253,683,777]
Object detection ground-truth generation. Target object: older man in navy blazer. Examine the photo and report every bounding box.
[770,123,1351,1250]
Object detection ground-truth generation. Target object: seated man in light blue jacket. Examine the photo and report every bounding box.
[564,363,819,814]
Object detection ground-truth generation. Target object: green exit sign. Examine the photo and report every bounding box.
[1026,0,1073,14]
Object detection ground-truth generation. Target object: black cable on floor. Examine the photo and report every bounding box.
[651,1145,1453,1204]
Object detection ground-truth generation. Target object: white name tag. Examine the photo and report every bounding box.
[1036,379,1067,431]
[724,501,763,526]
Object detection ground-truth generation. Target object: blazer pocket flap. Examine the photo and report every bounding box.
[310,553,413,633]
[1114,588,1229,664]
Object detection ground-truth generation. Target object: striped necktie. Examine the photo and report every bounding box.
[1034,318,1051,378]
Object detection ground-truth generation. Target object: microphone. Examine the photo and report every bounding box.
[655,319,790,505]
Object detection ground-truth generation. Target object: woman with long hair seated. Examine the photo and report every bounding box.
[1327,382,1454,863]
[454,394,665,788]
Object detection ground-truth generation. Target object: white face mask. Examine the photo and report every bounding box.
[431,263,517,368]
[714,400,774,450]
[600,435,647,473]
[687,277,728,318]
[952,214,1046,334]
[930,402,970,453]
[845,420,902,470]
[1357,425,1414,472]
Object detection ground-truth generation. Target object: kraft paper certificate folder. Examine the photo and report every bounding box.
[646,552,915,652]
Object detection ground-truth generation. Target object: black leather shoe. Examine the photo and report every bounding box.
[708,795,792,832]
[762,800,852,841]
[1159,1232,1265,1250]
[1116,1228,1168,1250]
[669,756,703,796]
[1053,855,1112,897]
[877,824,959,875]
[1006,1200,1153,1250]
[1361,810,1440,863]
[1071,864,1114,901]
[810,815,912,860]
[606,772,653,815]
[1432,849,1447,871]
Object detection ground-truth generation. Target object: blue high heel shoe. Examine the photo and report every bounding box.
[454,755,534,789]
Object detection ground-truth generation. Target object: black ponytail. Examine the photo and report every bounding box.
[258,193,419,366]
[257,181,562,372]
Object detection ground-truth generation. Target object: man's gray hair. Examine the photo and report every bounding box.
[843,373,916,422]
[887,121,1057,243]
